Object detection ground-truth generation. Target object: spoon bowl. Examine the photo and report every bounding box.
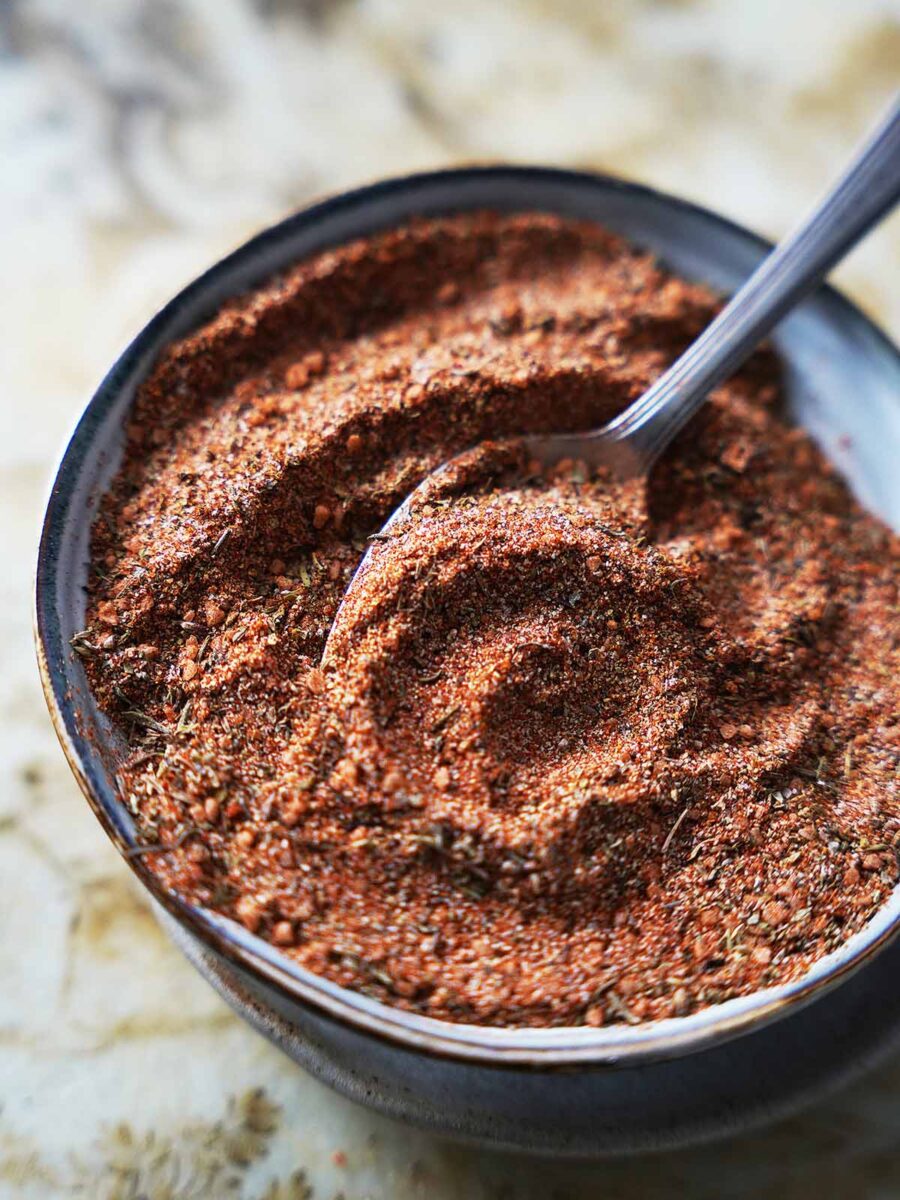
[324,96,899,665]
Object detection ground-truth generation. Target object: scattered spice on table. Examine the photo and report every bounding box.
[81,212,900,1027]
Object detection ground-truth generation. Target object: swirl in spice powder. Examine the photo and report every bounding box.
[84,213,900,1027]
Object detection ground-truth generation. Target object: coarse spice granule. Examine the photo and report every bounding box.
[81,212,900,1028]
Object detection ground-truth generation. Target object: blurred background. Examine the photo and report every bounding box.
[3,2,899,1196]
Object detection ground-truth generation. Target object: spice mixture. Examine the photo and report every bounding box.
[82,212,900,1027]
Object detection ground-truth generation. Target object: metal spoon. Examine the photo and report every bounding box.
[324,94,899,655]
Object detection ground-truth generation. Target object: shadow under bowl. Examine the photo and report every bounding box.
[35,166,900,1156]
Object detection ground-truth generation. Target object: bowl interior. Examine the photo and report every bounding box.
[36,167,900,1065]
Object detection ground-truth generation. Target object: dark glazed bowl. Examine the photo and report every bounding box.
[36,167,900,1156]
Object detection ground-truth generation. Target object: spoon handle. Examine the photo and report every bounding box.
[606,92,900,471]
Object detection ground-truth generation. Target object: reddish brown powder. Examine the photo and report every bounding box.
[82,212,900,1027]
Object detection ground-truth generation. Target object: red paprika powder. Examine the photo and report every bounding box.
[82,213,900,1027]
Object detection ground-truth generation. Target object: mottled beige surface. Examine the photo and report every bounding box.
[3,1,900,1196]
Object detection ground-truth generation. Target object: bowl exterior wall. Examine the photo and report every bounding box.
[162,908,900,1155]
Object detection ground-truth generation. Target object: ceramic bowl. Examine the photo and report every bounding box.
[35,167,900,1156]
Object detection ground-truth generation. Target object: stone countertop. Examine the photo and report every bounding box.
[2,2,899,1196]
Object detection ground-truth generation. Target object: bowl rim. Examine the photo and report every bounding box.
[35,163,900,1069]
